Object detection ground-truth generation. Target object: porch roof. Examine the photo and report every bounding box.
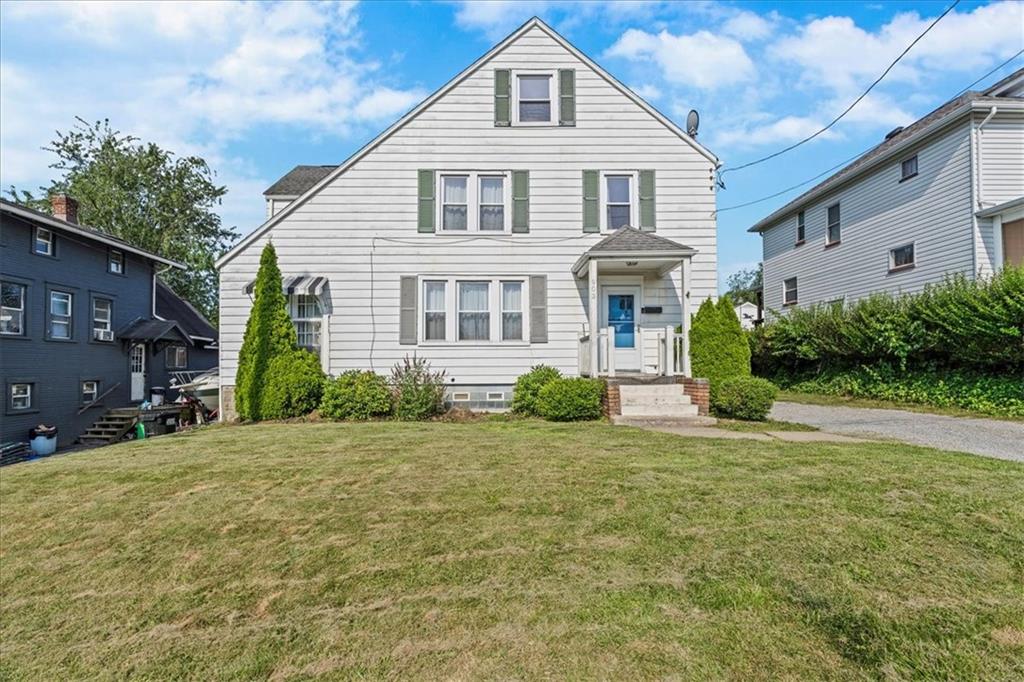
[116,317,191,345]
[572,228,696,277]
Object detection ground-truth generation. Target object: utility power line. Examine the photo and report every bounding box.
[718,0,961,182]
[715,49,1024,216]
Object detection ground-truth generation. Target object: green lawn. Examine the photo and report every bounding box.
[2,421,1022,680]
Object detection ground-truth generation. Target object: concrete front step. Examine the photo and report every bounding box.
[621,404,699,417]
[617,383,697,418]
[612,415,718,427]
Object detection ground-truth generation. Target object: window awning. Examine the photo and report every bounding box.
[243,275,328,296]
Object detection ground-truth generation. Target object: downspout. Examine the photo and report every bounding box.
[973,106,997,278]
[976,106,997,209]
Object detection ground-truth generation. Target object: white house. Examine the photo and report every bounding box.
[749,68,1024,314]
[733,301,759,330]
[215,18,719,416]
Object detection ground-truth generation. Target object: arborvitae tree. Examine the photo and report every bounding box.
[690,296,751,390]
[235,243,297,420]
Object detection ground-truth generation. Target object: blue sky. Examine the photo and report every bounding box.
[2,1,1022,289]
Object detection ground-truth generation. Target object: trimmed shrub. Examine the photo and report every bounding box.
[236,243,298,421]
[392,355,447,421]
[320,371,392,420]
[260,349,325,420]
[711,376,778,421]
[511,365,562,416]
[536,377,605,422]
[690,295,751,393]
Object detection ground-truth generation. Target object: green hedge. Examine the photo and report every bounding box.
[260,349,325,420]
[320,371,392,420]
[712,377,778,421]
[536,377,605,422]
[511,365,561,416]
[787,365,1024,418]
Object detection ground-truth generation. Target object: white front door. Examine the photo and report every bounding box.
[601,286,642,372]
[130,343,146,401]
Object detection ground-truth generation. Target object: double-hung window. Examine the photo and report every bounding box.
[423,281,447,341]
[82,381,99,405]
[92,298,112,341]
[10,383,33,411]
[49,291,72,339]
[166,345,187,369]
[109,250,124,274]
[1,281,25,336]
[783,277,798,306]
[290,295,322,355]
[35,227,54,256]
[501,281,523,341]
[515,74,553,124]
[439,172,509,232]
[796,211,806,244]
[421,277,527,344]
[826,204,841,245]
[601,172,637,231]
[458,282,490,341]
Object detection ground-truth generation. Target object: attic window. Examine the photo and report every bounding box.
[515,74,553,124]
[900,155,918,181]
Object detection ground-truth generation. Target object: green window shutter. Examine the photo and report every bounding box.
[417,169,435,233]
[582,170,599,233]
[639,169,656,232]
[511,170,530,233]
[399,276,417,345]
[558,69,575,126]
[494,69,511,127]
[529,275,548,343]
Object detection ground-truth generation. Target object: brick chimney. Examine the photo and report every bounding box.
[51,193,79,224]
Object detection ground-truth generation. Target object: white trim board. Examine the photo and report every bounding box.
[215,16,719,269]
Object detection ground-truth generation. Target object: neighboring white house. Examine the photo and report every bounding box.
[215,18,719,415]
[749,68,1024,315]
[733,301,759,330]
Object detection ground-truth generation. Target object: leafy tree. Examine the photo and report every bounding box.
[690,296,751,392]
[725,264,763,304]
[5,117,236,321]
[235,243,296,421]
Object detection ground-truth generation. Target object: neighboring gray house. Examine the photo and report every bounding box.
[0,196,214,446]
[749,68,1024,314]
[216,18,720,416]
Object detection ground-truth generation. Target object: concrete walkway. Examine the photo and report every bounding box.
[771,401,1024,463]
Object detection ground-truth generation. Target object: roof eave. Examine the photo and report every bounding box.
[0,201,185,268]
[745,98,1018,234]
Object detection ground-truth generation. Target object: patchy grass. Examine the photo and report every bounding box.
[714,418,818,433]
[778,390,1024,422]
[2,421,1023,680]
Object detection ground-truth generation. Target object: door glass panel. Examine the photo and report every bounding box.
[607,294,635,348]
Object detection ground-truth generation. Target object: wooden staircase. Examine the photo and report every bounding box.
[78,408,138,445]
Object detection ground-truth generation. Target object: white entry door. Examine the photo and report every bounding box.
[130,343,146,401]
[601,286,642,371]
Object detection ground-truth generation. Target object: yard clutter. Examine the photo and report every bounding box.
[752,267,1024,417]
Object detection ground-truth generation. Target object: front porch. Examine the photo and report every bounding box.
[572,228,695,379]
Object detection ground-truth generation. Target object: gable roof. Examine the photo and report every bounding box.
[155,279,217,343]
[0,198,183,268]
[264,165,338,196]
[216,17,719,269]
[588,227,694,253]
[748,67,1024,234]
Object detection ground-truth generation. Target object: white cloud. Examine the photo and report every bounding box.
[631,83,663,101]
[713,115,838,150]
[721,10,776,42]
[452,0,548,40]
[604,28,755,89]
[0,1,423,234]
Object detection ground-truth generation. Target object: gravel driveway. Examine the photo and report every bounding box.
[770,402,1024,463]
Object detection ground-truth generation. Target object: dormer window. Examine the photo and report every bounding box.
[515,73,554,124]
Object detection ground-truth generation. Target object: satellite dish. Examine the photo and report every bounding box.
[686,109,700,137]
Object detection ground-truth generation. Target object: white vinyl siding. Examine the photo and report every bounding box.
[217,24,716,387]
[761,119,975,314]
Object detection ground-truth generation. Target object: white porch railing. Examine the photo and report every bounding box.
[580,325,689,378]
